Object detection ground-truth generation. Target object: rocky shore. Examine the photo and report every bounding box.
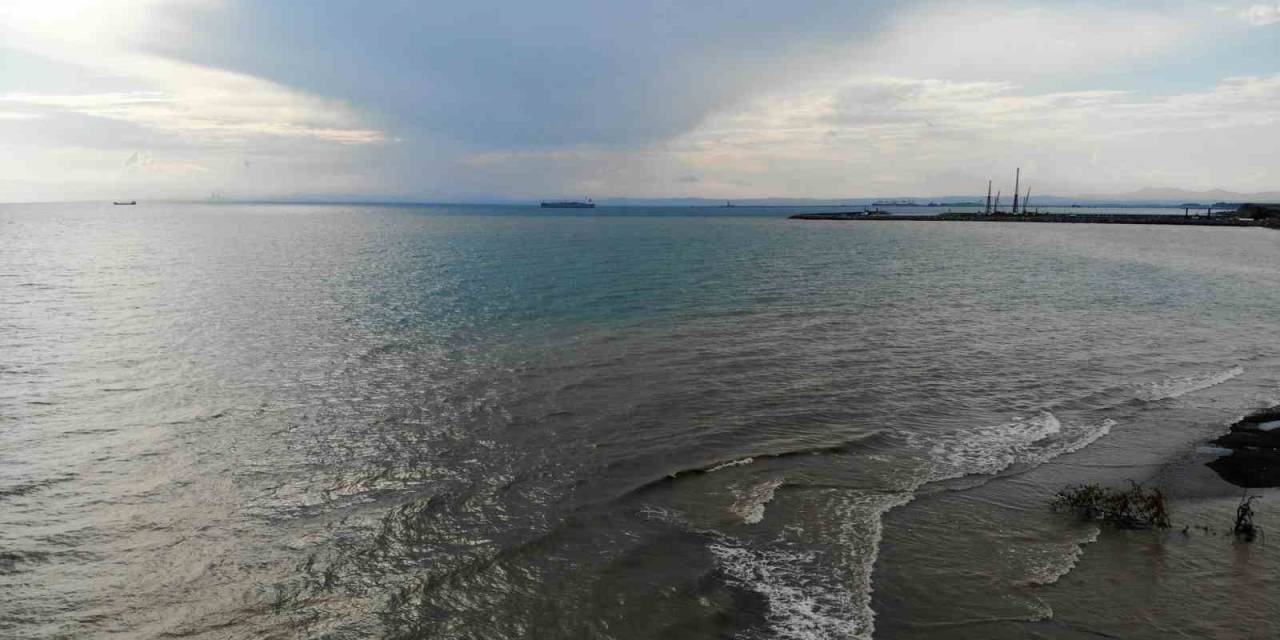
[1207,408,1280,487]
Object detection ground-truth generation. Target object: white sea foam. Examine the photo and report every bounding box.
[707,457,754,473]
[709,542,853,640]
[1256,420,1280,432]
[1135,365,1244,402]
[636,504,683,524]
[708,411,1114,638]
[1023,596,1054,622]
[709,491,913,640]
[730,478,783,524]
[904,413,1114,484]
[921,412,1062,482]
[1021,526,1100,587]
[829,491,917,639]
[1022,419,1115,468]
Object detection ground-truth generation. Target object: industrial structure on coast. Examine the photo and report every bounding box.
[792,168,1280,226]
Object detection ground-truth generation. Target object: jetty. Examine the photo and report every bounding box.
[792,168,1280,228]
[789,211,1271,227]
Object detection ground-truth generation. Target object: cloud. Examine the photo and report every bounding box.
[847,2,1201,83]
[143,1,900,149]
[0,1,393,200]
[123,150,152,167]
[658,73,1280,195]
[0,0,1277,201]
[442,72,1276,199]
[0,74,385,146]
[1240,4,1280,26]
[143,2,1226,150]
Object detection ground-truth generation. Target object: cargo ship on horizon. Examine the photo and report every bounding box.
[540,199,595,209]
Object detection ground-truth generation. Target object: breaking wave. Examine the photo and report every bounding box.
[611,432,882,501]
[904,412,1114,485]
[649,411,1114,639]
[920,412,1063,482]
[1135,365,1243,402]
[709,490,914,640]
[710,541,856,640]
[705,412,1113,638]
[729,478,783,525]
[1020,526,1101,587]
[707,457,754,473]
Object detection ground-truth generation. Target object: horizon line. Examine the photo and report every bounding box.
[4,194,1275,207]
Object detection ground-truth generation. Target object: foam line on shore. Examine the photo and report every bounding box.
[729,478,783,525]
[1135,365,1243,402]
[1022,526,1101,587]
[709,490,915,640]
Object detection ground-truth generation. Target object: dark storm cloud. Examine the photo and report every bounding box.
[144,1,897,149]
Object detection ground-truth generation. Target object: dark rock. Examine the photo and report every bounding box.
[1213,430,1280,450]
[1206,407,1280,488]
[1207,450,1280,488]
[1210,409,1280,450]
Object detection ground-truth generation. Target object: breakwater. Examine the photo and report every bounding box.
[790,211,1273,227]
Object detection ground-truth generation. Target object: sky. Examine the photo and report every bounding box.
[1,0,1278,202]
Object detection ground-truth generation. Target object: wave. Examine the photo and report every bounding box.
[729,478,783,525]
[829,491,917,640]
[707,457,754,473]
[699,413,1111,637]
[709,490,913,640]
[610,432,881,501]
[1020,418,1115,470]
[1134,365,1243,402]
[0,548,55,575]
[0,473,78,501]
[639,503,863,638]
[709,540,862,640]
[923,412,1062,482]
[647,412,1114,638]
[900,412,1114,486]
[1020,526,1100,587]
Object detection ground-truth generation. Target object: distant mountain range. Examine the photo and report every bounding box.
[1071,187,1280,205]
[596,188,1280,207]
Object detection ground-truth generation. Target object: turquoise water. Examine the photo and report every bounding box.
[2,203,1277,638]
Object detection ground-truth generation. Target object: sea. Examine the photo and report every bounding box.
[2,202,1277,639]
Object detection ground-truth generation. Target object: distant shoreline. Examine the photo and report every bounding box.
[790,211,1276,228]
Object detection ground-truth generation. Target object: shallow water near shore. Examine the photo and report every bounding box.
[2,202,1278,638]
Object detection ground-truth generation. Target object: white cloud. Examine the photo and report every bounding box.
[1240,4,1280,25]
[459,1,1277,199]
[645,74,1280,196]
[818,2,1206,84]
[0,0,388,200]
[313,72,1280,200]
[0,79,385,146]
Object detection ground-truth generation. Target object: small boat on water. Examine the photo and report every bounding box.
[541,200,595,209]
[113,200,137,205]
